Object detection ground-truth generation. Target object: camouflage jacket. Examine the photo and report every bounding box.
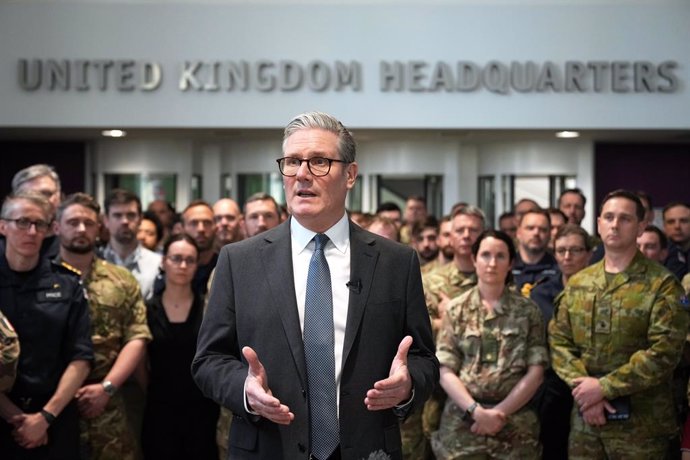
[0,310,19,392]
[83,258,152,381]
[436,286,548,402]
[549,251,689,435]
[422,262,477,322]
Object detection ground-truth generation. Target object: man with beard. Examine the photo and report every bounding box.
[513,208,558,296]
[558,188,587,226]
[213,198,244,250]
[101,189,162,300]
[56,193,151,460]
[182,200,218,297]
[411,216,440,268]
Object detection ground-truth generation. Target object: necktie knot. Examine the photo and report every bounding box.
[314,233,329,252]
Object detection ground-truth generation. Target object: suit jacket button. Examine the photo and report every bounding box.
[298,442,306,452]
[302,389,307,399]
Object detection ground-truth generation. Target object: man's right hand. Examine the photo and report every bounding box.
[581,399,616,426]
[242,346,294,425]
[470,406,506,436]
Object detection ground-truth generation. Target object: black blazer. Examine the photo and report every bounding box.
[192,219,438,460]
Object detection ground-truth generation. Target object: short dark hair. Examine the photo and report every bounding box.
[182,200,213,219]
[600,189,645,221]
[643,225,668,250]
[57,192,100,222]
[498,211,515,222]
[376,202,402,214]
[104,188,142,215]
[662,201,690,220]
[162,233,200,258]
[558,188,587,207]
[142,210,164,243]
[554,224,592,251]
[411,216,439,239]
[471,230,516,285]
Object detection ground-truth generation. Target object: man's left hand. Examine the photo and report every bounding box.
[572,376,605,411]
[11,413,50,449]
[365,336,413,411]
[75,383,110,419]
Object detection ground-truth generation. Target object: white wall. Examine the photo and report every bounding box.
[93,139,194,208]
[2,1,688,129]
[478,140,595,230]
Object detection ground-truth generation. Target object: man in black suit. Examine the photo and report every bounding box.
[192,111,438,460]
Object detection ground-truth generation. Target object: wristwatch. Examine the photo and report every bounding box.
[462,401,479,421]
[102,380,118,397]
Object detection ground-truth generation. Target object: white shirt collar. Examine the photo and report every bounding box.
[291,213,350,255]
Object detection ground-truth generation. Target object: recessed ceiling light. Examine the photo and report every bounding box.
[102,129,127,138]
[555,130,580,139]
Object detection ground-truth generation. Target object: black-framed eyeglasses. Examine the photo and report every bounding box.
[166,255,198,266]
[276,157,349,177]
[2,217,52,232]
[555,246,586,256]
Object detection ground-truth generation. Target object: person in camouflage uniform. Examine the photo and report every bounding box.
[55,193,152,460]
[0,310,19,394]
[432,230,547,459]
[550,190,689,460]
[419,204,484,448]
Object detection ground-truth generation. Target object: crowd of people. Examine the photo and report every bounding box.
[1,111,690,460]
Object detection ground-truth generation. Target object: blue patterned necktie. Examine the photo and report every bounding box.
[304,233,339,459]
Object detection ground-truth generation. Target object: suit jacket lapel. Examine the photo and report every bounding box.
[260,221,308,388]
[342,223,379,367]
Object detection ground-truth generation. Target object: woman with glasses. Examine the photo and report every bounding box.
[431,230,548,460]
[141,234,218,460]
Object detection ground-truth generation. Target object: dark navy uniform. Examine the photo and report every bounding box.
[530,274,564,329]
[665,242,690,281]
[0,241,93,460]
[530,273,573,460]
[512,252,558,297]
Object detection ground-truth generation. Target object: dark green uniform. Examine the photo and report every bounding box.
[549,252,689,460]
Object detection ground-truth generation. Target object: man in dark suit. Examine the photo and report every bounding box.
[192,112,438,460]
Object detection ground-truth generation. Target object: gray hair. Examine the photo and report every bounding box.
[1,191,54,221]
[451,204,487,230]
[11,164,61,193]
[282,111,356,163]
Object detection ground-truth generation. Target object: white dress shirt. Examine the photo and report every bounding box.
[101,243,162,300]
[291,213,351,407]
